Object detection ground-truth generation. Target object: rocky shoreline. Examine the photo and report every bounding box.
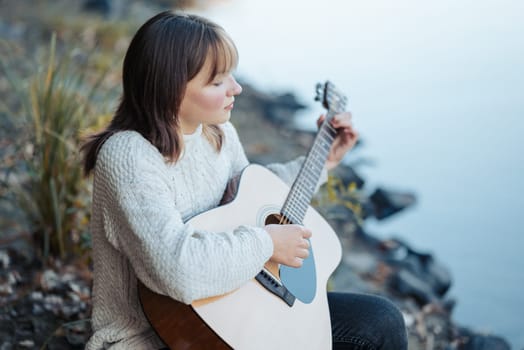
[0,1,514,349]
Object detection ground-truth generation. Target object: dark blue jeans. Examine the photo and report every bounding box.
[328,292,407,350]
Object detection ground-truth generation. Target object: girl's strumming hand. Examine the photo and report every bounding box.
[265,224,312,268]
[317,112,359,171]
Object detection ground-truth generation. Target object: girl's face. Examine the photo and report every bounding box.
[178,57,242,134]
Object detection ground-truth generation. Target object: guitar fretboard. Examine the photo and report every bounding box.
[281,117,336,224]
[280,81,347,224]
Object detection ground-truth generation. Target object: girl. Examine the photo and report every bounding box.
[82,11,407,350]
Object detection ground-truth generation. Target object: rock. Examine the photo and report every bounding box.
[383,238,452,298]
[32,302,45,316]
[30,291,44,301]
[388,269,440,306]
[342,251,378,276]
[14,317,33,339]
[0,341,13,350]
[263,93,307,125]
[17,339,34,348]
[0,250,10,269]
[237,84,307,126]
[40,269,63,292]
[0,319,15,345]
[331,164,366,189]
[368,187,416,220]
[456,327,511,350]
[43,295,64,315]
[0,283,13,296]
[83,0,111,16]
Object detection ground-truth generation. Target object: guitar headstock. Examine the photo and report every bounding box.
[314,81,347,113]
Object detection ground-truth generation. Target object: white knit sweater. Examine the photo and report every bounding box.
[86,122,313,349]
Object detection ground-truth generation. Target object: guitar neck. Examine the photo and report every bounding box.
[281,110,338,224]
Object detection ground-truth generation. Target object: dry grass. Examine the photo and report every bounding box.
[0,33,116,261]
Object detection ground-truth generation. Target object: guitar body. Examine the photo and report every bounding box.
[139,164,343,349]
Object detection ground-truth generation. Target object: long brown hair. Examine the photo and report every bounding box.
[82,11,239,175]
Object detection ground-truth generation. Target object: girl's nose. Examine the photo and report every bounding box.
[228,77,242,96]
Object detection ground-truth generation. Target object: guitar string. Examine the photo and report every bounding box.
[282,126,336,222]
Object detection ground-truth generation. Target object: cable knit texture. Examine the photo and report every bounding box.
[86,122,324,349]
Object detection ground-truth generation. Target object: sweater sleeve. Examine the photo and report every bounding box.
[95,134,273,304]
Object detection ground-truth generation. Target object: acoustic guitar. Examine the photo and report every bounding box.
[138,81,348,349]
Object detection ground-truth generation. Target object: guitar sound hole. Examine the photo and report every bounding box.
[265,213,284,225]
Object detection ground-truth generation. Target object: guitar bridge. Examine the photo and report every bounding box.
[255,268,296,307]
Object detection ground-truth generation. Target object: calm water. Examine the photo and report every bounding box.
[196,0,524,348]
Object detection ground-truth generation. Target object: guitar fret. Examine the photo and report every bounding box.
[291,195,308,207]
[297,179,316,195]
[300,173,319,190]
[282,209,301,225]
[325,122,337,133]
[288,192,311,211]
[309,150,327,167]
[308,152,325,167]
[311,147,326,160]
[284,194,309,221]
[305,160,323,175]
[320,127,335,140]
[315,141,330,152]
[292,186,313,200]
[285,192,307,208]
[317,141,330,153]
[289,188,312,205]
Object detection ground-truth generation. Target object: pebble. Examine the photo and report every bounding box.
[0,283,13,296]
[0,250,10,269]
[30,291,44,300]
[17,339,34,348]
[41,269,61,291]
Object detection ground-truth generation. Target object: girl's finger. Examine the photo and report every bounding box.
[317,114,326,128]
[331,113,352,128]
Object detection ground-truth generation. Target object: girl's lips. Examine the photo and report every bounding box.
[225,102,234,110]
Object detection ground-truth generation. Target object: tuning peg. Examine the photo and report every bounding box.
[314,82,324,101]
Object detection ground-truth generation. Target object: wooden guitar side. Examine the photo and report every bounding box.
[138,164,342,349]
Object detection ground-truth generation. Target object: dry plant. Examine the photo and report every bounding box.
[313,175,365,226]
[0,33,115,262]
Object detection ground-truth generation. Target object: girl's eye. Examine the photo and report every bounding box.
[213,81,223,87]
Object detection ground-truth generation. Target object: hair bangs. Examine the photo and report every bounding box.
[206,28,239,82]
